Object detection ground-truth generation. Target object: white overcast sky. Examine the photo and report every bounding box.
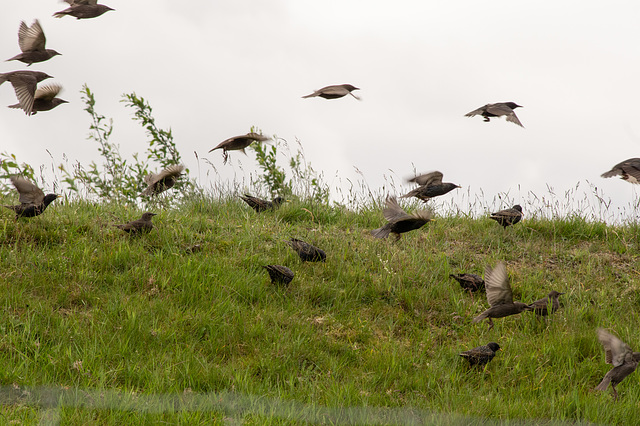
[2,1,640,220]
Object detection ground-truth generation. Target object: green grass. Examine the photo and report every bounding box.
[1,196,639,424]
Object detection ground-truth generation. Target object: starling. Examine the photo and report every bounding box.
[8,83,67,114]
[370,196,433,240]
[459,342,501,367]
[490,205,523,229]
[465,102,524,127]
[4,176,60,219]
[141,164,185,196]
[287,238,326,262]
[400,171,461,202]
[601,158,640,184]
[302,84,360,100]
[6,20,61,66]
[264,265,294,286]
[53,1,115,19]
[240,194,285,212]
[595,328,640,401]
[114,212,157,234]
[0,70,53,115]
[449,273,485,293]
[528,290,564,317]
[208,133,270,164]
[473,262,532,330]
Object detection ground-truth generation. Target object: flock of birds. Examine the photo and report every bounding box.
[3,1,640,404]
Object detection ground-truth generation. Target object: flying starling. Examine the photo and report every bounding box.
[459,342,501,367]
[400,171,461,202]
[0,70,53,115]
[370,196,433,240]
[302,84,360,100]
[115,212,157,234]
[490,205,523,229]
[141,164,185,196]
[264,265,294,286]
[465,102,524,127]
[4,176,60,219]
[601,158,640,184]
[287,238,326,262]
[8,83,67,114]
[208,133,270,164]
[528,290,564,317]
[6,20,61,66]
[240,194,285,212]
[473,262,532,330]
[595,328,640,401]
[53,1,115,19]
[449,273,485,293]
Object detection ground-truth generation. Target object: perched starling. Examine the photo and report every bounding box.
[0,70,52,115]
[465,102,524,127]
[4,176,60,219]
[208,133,270,164]
[115,212,157,234]
[490,205,523,229]
[287,238,326,262]
[240,194,285,212]
[528,290,564,316]
[264,265,294,286]
[53,1,115,19]
[400,171,461,202]
[595,328,640,401]
[6,20,61,66]
[371,196,433,240]
[302,84,360,100]
[460,342,501,367]
[449,273,485,293]
[8,83,67,114]
[601,158,640,184]
[141,164,185,196]
[473,262,532,330]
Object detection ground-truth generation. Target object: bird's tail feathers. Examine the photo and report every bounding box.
[472,312,488,323]
[595,376,610,392]
[370,226,390,239]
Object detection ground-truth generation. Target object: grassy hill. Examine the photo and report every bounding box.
[1,195,639,424]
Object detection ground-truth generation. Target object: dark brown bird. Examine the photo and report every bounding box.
[473,262,533,330]
[465,102,524,127]
[601,158,640,184]
[53,1,115,19]
[490,205,523,229]
[6,20,61,66]
[209,133,270,164]
[240,194,285,212]
[287,238,326,262]
[302,84,360,100]
[141,164,185,196]
[264,265,294,286]
[460,342,501,367]
[449,273,485,293]
[4,176,60,219]
[595,328,640,401]
[400,171,461,202]
[115,212,157,234]
[0,70,53,115]
[528,290,564,317]
[8,83,67,114]
[371,196,433,240]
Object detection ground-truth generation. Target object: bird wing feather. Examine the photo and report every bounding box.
[34,83,62,101]
[409,171,443,186]
[597,328,633,367]
[484,262,513,306]
[464,104,488,117]
[10,176,45,205]
[382,196,412,222]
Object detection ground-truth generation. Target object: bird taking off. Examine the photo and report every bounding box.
[465,102,524,127]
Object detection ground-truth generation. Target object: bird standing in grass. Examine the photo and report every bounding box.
[0,70,52,115]
[115,212,157,234]
[6,20,61,66]
[240,194,286,212]
[595,328,640,401]
[141,165,185,196]
[302,84,360,100]
[264,265,294,286]
[371,196,433,240]
[465,102,524,127]
[528,290,564,317]
[209,133,270,164]
[4,176,60,219]
[400,171,461,202]
[8,83,67,114]
[490,205,523,229]
[54,1,115,19]
[449,273,485,293]
[287,238,326,262]
[473,262,532,330]
[601,158,640,184]
[460,342,501,367]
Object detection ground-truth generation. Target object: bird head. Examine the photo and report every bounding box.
[505,102,522,109]
[141,212,157,220]
[344,84,359,92]
[487,342,501,352]
[512,205,523,212]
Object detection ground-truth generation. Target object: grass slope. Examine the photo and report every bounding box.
[1,196,640,424]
